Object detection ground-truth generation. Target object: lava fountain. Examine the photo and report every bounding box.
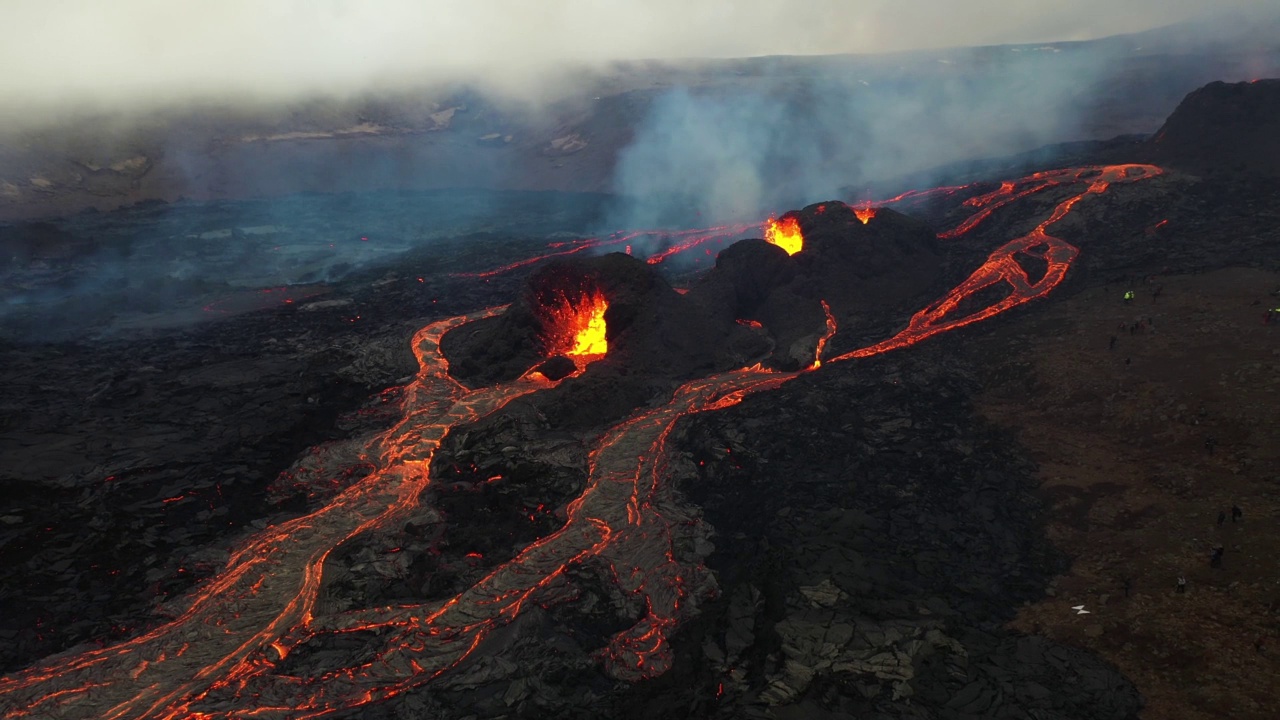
[536,285,609,358]
[763,215,804,255]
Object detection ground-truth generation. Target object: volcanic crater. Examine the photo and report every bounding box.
[0,79,1279,720]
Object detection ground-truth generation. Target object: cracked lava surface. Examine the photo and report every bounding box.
[0,164,1162,719]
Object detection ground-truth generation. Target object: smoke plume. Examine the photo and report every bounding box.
[610,51,1103,226]
[1,0,1269,122]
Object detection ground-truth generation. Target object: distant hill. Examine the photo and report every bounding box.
[1146,79,1280,176]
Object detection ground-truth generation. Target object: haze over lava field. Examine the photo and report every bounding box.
[2,9,1280,720]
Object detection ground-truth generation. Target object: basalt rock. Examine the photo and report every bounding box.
[687,204,944,370]
[1146,79,1280,177]
[14,84,1280,717]
[341,345,1142,720]
[607,349,1142,719]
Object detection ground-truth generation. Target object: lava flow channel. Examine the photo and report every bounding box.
[453,223,758,279]
[0,164,1162,719]
[0,309,553,720]
[831,163,1163,360]
[453,166,1149,276]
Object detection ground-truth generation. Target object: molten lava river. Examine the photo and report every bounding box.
[0,164,1161,718]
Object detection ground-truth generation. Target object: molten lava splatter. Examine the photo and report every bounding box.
[0,164,1165,719]
[854,206,877,224]
[763,215,804,255]
[570,298,608,356]
[540,288,609,358]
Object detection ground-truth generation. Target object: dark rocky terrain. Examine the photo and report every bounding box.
[1146,79,1280,177]
[0,77,1278,720]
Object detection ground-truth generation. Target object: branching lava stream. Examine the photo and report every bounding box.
[0,164,1161,719]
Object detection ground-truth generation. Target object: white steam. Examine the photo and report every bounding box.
[612,49,1116,224]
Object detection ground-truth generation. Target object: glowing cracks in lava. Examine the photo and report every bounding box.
[764,215,804,255]
[854,206,877,225]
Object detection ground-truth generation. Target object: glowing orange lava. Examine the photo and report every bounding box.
[454,224,758,279]
[541,289,609,357]
[832,164,1164,360]
[854,206,877,224]
[764,216,804,255]
[568,295,608,356]
[0,164,1166,720]
[812,301,837,368]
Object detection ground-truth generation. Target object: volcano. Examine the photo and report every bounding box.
[2,78,1280,720]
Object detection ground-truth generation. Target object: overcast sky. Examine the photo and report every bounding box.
[1,0,1269,110]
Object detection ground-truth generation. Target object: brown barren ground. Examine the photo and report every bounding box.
[977,267,1280,719]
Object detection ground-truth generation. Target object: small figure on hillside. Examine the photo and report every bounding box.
[1217,511,1227,527]
[1123,577,1132,598]
[1210,546,1224,568]
[1232,505,1243,523]
[1109,335,1118,351]
[1256,636,1267,655]
[1125,357,1132,366]
[1153,285,1164,301]
[1124,290,1135,304]
[1176,575,1187,593]
[1205,437,1217,455]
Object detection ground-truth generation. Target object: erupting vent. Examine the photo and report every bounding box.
[541,287,609,357]
[0,164,1168,718]
[764,215,804,255]
[854,206,877,224]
